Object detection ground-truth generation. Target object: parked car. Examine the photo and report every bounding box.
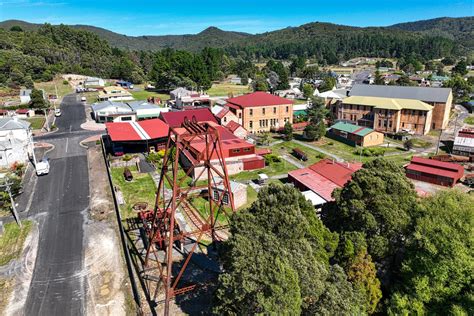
[54,109,62,117]
[36,158,50,176]
[80,96,87,102]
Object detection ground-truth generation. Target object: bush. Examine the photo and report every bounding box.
[354,147,386,157]
[122,154,132,162]
[264,154,282,165]
[327,142,334,146]
[62,80,69,85]
[146,150,165,164]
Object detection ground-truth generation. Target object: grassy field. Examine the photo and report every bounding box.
[130,86,170,102]
[230,160,297,182]
[110,166,157,219]
[26,116,45,130]
[270,141,326,166]
[207,83,251,97]
[465,116,474,125]
[410,138,433,148]
[0,220,33,266]
[34,77,74,103]
[314,136,411,165]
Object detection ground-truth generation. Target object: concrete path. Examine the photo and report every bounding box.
[281,154,305,169]
[293,139,344,162]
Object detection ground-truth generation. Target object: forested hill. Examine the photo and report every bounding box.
[389,16,474,50]
[0,17,472,55]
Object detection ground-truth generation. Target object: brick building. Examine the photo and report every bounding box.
[347,84,452,130]
[225,92,293,133]
[331,95,434,135]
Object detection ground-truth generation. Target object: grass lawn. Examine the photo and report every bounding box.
[230,159,297,182]
[80,92,99,105]
[189,196,229,225]
[207,83,251,97]
[130,86,170,103]
[0,220,33,266]
[35,77,74,103]
[26,116,45,130]
[110,167,157,219]
[410,138,433,148]
[465,116,474,125]
[314,136,411,165]
[293,99,308,105]
[270,140,326,166]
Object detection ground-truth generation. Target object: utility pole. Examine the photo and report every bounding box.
[1,181,22,227]
[436,129,443,155]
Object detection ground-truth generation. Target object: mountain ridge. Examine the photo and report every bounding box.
[0,16,472,51]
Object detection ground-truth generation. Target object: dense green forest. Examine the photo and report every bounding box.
[0,20,471,90]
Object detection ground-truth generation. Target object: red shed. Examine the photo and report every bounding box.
[405,156,464,187]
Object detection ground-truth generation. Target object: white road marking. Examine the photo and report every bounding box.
[65,138,69,153]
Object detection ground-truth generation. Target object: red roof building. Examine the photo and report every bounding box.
[405,156,464,187]
[105,118,169,154]
[288,159,362,204]
[224,92,294,133]
[159,108,217,127]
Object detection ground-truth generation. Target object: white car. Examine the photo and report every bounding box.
[81,96,87,102]
[36,159,50,176]
[54,109,62,117]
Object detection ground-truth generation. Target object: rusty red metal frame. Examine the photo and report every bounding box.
[139,117,236,315]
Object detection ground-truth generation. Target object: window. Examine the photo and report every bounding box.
[389,120,392,128]
[249,109,253,116]
[286,106,289,113]
[262,108,265,115]
[249,121,253,128]
[402,122,405,128]
[222,193,229,205]
[223,117,227,123]
[107,117,114,122]
[239,113,242,119]
[378,120,382,127]
[244,148,251,152]
[232,149,241,154]
[121,116,132,121]
[273,107,277,114]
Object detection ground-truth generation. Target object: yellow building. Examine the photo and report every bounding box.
[225,92,293,133]
[98,86,134,101]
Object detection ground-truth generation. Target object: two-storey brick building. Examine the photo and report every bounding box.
[331,95,434,135]
[225,92,293,133]
[347,84,452,130]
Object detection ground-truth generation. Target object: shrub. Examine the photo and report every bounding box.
[327,142,334,146]
[354,147,386,157]
[122,154,132,162]
[264,154,282,165]
[62,80,69,85]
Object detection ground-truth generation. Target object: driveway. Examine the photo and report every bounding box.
[20,94,101,315]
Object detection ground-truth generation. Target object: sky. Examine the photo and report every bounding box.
[0,0,472,36]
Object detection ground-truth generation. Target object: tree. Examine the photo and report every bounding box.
[252,75,269,92]
[318,76,336,93]
[321,159,419,282]
[444,75,472,102]
[302,83,314,99]
[452,60,468,76]
[283,122,293,140]
[214,185,344,314]
[374,70,385,85]
[441,56,456,65]
[388,191,474,315]
[9,25,23,32]
[396,75,416,86]
[304,97,328,141]
[403,139,414,151]
[29,89,48,109]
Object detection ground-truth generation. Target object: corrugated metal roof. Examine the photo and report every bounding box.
[330,121,375,137]
[160,108,217,127]
[227,91,293,108]
[349,84,451,103]
[0,118,31,130]
[343,95,433,111]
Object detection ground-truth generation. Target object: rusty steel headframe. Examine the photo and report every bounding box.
[139,116,236,315]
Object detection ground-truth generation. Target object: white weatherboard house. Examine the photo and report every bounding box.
[84,77,105,87]
[98,86,134,102]
[91,101,136,123]
[0,117,33,168]
[127,101,169,120]
[19,89,32,105]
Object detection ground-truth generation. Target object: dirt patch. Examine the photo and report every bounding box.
[85,144,129,315]
[87,145,114,221]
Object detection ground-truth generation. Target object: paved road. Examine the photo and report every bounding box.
[23,94,91,315]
